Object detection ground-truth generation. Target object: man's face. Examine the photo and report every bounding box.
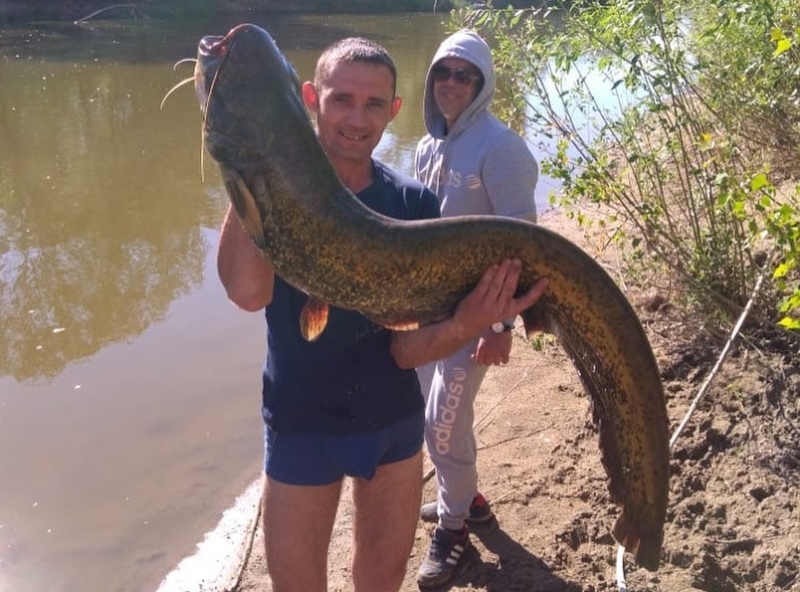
[431,57,481,127]
[303,61,401,166]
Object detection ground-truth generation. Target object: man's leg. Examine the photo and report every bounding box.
[262,475,342,592]
[426,340,488,530]
[351,450,423,592]
[417,342,489,589]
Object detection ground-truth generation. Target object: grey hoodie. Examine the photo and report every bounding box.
[414,29,538,221]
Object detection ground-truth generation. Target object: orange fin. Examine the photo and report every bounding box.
[300,297,329,341]
[221,167,267,251]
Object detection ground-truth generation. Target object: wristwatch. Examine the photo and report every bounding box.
[491,321,514,334]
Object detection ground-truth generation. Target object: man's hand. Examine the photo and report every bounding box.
[474,330,513,366]
[452,258,549,340]
[389,258,549,370]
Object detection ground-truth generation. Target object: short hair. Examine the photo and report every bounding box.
[314,37,397,95]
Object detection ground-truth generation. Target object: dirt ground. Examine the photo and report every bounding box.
[234,207,800,592]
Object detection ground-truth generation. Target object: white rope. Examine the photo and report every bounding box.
[616,544,628,591]
[668,264,768,448]
[616,262,771,591]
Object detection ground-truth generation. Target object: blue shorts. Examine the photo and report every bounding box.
[264,413,424,486]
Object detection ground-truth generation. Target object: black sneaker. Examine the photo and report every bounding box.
[416,525,474,590]
[419,493,495,524]
[466,493,494,523]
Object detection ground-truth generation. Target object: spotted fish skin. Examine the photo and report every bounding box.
[194,23,669,570]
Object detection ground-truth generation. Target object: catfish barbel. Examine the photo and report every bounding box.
[192,23,670,570]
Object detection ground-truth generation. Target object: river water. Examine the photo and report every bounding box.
[0,11,555,592]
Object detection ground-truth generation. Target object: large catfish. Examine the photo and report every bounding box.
[192,23,669,570]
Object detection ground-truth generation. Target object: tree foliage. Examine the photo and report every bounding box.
[460,0,800,336]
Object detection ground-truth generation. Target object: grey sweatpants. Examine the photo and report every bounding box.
[417,338,488,531]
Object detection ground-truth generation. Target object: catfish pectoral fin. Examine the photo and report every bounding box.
[220,166,267,250]
[300,296,329,341]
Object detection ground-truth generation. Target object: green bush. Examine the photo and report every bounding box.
[461,1,800,334]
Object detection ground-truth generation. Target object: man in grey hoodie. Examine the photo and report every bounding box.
[414,29,539,588]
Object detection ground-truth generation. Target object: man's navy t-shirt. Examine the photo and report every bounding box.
[261,161,441,434]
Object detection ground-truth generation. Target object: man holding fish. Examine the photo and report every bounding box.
[215,34,548,592]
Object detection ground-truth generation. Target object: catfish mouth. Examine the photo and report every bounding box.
[194,33,229,115]
[195,24,298,116]
[194,24,258,114]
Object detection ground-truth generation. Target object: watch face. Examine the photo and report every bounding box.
[491,321,505,334]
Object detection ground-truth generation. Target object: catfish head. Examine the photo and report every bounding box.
[194,23,308,171]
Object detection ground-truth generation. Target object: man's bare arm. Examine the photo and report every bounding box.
[217,204,275,312]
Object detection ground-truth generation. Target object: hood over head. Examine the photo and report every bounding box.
[422,29,495,139]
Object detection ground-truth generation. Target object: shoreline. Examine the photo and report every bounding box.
[154,478,262,592]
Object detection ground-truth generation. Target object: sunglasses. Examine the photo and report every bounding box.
[431,64,481,86]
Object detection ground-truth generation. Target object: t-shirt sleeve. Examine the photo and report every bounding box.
[370,160,441,221]
[417,186,442,220]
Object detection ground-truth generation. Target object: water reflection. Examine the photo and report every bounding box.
[0,56,216,382]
